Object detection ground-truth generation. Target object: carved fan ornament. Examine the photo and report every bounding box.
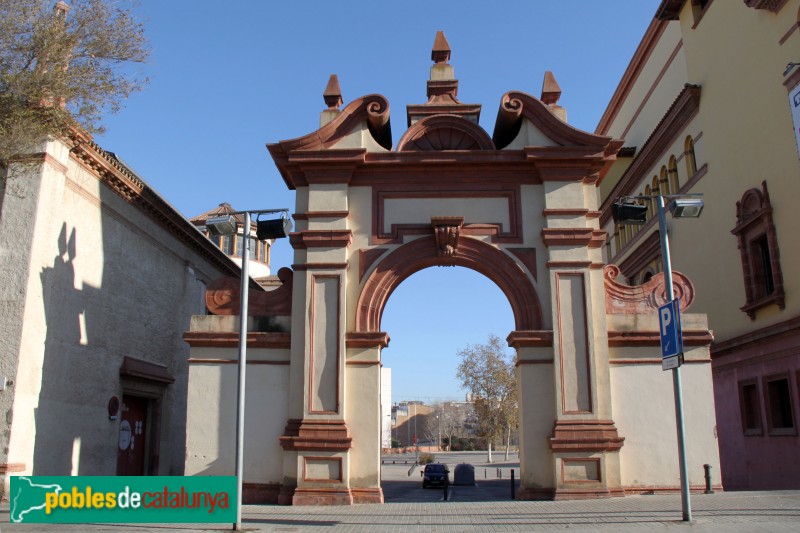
[206,267,293,316]
[603,264,695,314]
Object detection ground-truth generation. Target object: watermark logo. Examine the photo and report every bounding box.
[10,476,236,523]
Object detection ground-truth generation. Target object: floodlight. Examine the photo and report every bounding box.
[256,215,293,240]
[205,215,238,236]
[669,198,704,218]
[783,62,799,77]
[611,199,648,225]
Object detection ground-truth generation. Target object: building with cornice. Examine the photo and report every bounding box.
[0,130,240,499]
[597,0,800,490]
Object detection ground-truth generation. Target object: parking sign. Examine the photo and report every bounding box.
[658,299,683,370]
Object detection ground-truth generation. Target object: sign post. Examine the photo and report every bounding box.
[659,299,684,371]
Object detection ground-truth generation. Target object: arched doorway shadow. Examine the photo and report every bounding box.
[355,236,543,334]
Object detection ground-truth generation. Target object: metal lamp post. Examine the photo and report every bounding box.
[612,194,703,523]
[204,208,290,531]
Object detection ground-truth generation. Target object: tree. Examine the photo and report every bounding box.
[0,0,149,166]
[456,334,517,463]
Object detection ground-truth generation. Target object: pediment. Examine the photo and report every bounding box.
[396,115,494,151]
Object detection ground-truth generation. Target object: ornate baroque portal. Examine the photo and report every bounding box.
[184,32,720,505]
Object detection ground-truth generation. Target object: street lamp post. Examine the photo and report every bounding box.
[612,194,703,523]
[204,208,291,531]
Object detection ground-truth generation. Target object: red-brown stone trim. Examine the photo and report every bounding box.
[292,263,349,271]
[604,264,696,314]
[243,483,281,504]
[542,208,602,218]
[431,216,464,257]
[493,91,617,153]
[397,114,495,151]
[560,458,602,484]
[293,211,350,220]
[508,248,538,280]
[711,315,800,359]
[345,331,390,348]
[779,19,799,46]
[541,228,606,248]
[359,248,387,281]
[206,267,293,316]
[596,19,669,135]
[279,419,352,452]
[15,152,69,174]
[309,274,341,415]
[546,261,605,269]
[183,332,292,349]
[556,272,593,415]
[290,230,353,249]
[549,420,625,453]
[371,184,523,245]
[277,486,295,506]
[350,487,384,504]
[607,330,713,347]
[507,330,554,348]
[599,85,702,224]
[355,236,542,332]
[0,463,26,474]
[292,488,354,506]
[744,0,788,13]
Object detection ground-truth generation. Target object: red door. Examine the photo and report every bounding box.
[116,395,148,475]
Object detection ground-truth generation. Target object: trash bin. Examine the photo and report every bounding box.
[453,463,476,486]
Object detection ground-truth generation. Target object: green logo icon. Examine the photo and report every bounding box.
[10,476,236,523]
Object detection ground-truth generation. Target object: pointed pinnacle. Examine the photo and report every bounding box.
[432,31,451,64]
[323,74,343,109]
[541,71,562,105]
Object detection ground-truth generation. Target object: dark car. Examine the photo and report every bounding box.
[422,463,450,488]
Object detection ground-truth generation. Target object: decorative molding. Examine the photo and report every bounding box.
[555,273,593,415]
[711,315,800,359]
[291,488,354,506]
[206,267,293,316]
[183,332,292,349]
[604,264,695,314]
[609,357,712,365]
[607,330,714,347]
[279,419,352,452]
[308,274,341,415]
[66,131,240,279]
[303,456,343,483]
[359,248,387,282]
[599,85,702,226]
[541,228,606,248]
[549,420,625,453]
[509,248,538,280]
[397,115,494,151]
[546,261,605,270]
[293,211,349,220]
[431,216,464,257]
[744,0,789,13]
[355,236,542,332]
[187,358,290,365]
[350,487,384,504]
[292,263,348,271]
[507,330,554,348]
[119,356,174,384]
[0,463,26,474]
[345,331,390,349]
[290,230,353,249]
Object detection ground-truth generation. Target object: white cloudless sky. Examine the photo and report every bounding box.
[95,0,660,403]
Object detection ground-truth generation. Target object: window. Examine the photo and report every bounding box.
[684,136,697,177]
[668,155,680,193]
[738,379,762,435]
[731,181,785,319]
[659,166,670,195]
[764,375,796,435]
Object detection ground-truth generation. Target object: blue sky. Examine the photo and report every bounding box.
[95,1,659,403]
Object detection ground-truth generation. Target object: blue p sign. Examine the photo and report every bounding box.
[658,299,683,359]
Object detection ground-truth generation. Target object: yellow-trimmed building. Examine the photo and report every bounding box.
[597,0,800,490]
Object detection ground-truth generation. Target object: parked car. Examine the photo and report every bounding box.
[422,463,449,488]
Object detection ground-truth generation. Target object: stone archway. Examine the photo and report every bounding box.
[355,235,543,334]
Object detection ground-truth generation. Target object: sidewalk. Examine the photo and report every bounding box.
[4,490,800,532]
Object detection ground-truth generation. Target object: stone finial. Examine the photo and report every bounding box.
[541,71,561,105]
[54,1,71,16]
[323,74,343,109]
[431,31,451,64]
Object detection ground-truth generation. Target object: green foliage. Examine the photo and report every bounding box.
[0,0,149,165]
[390,438,402,449]
[418,453,435,465]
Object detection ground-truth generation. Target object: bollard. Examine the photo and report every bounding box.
[443,473,449,501]
[498,468,502,479]
[484,469,487,479]
[511,469,515,500]
[703,464,715,494]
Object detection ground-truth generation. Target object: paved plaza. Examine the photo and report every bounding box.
[4,453,800,532]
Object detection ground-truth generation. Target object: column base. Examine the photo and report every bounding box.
[351,487,384,503]
[293,488,354,505]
